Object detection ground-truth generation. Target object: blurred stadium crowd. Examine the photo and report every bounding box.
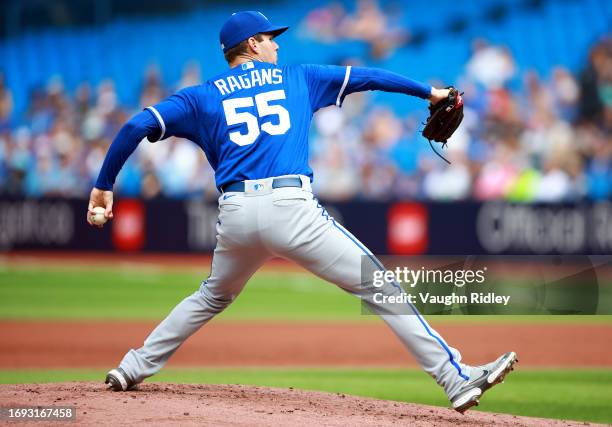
[0,2,610,202]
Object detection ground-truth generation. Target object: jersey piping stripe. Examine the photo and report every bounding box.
[330,218,470,382]
[336,66,352,107]
[146,106,166,141]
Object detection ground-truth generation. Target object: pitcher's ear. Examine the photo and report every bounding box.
[248,37,259,53]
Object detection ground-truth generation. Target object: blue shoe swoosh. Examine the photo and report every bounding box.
[223,194,236,200]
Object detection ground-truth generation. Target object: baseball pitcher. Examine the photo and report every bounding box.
[87,11,517,413]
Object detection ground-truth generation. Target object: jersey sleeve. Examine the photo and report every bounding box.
[301,64,352,112]
[94,110,160,190]
[344,67,432,99]
[145,86,200,142]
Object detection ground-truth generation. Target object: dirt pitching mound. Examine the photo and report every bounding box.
[0,383,594,426]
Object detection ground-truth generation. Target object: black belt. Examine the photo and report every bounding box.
[222,177,303,193]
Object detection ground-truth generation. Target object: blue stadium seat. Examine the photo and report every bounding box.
[3,0,610,116]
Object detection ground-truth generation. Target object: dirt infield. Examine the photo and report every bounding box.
[0,382,598,426]
[1,321,611,368]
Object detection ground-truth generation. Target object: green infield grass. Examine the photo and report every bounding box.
[0,368,610,424]
[1,265,611,322]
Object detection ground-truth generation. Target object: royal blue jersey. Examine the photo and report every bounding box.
[146,62,352,189]
[95,63,431,192]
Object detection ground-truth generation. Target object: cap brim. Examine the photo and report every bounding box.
[265,25,289,38]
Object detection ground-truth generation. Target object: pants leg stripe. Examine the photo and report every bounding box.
[331,219,469,381]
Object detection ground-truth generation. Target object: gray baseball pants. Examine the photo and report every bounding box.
[118,176,472,399]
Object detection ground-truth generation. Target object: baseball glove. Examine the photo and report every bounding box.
[422,87,464,164]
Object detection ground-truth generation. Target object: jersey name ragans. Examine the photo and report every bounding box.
[213,68,283,95]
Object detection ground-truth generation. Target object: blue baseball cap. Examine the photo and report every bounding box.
[219,11,289,53]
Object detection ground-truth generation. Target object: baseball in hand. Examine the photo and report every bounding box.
[90,206,108,226]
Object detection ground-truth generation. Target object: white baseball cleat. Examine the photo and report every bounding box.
[105,367,136,392]
[450,351,518,414]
